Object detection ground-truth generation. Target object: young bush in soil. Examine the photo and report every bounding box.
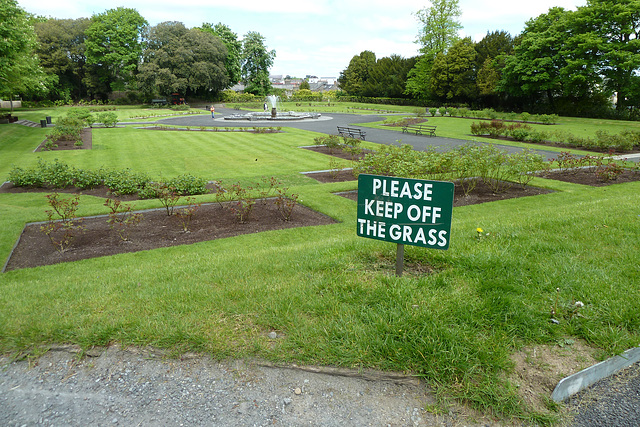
[105,198,143,241]
[40,193,84,253]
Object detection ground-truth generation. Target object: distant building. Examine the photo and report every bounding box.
[228,75,337,95]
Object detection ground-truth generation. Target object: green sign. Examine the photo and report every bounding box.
[357,174,454,249]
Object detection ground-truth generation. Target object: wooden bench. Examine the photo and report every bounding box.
[151,99,168,106]
[337,126,366,140]
[402,124,437,137]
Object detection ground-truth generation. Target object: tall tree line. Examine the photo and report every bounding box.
[1,1,276,103]
[338,0,640,118]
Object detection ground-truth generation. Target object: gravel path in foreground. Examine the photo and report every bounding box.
[0,346,498,427]
[2,346,640,426]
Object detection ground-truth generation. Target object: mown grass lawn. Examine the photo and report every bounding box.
[0,111,639,424]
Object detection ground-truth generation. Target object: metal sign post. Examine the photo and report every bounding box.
[396,243,405,277]
[356,174,454,275]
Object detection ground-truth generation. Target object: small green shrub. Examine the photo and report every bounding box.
[38,158,75,188]
[595,161,625,181]
[526,130,548,144]
[66,108,95,127]
[595,130,636,151]
[537,114,559,125]
[509,149,547,188]
[47,116,84,143]
[8,165,44,187]
[314,134,341,152]
[104,198,143,241]
[167,174,208,196]
[40,193,84,253]
[103,169,150,196]
[74,168,106,190]
[506,123,532,141]
[175,197,201,232]
[97,112,118,128]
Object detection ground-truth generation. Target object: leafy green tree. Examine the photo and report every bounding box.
[138,21,229,99]
[414,0,462,58]
[473,31,514,105]
[362,55,416,98]
[474,31,513,71]
[34,18,90,101]
[337,50,376,96]
[404,55,433,100]
[499,8,571,110]
[429,37,477,102]
[200,23,242,86]
[299,80,310,90]
[84,7,147,97]
[576,0,640,111]
[240,31,275,96]
[0,0,47,106]
[406,0,462,99]
[476,58,501,96]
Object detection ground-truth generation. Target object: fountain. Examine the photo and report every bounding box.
[224,95,320,121]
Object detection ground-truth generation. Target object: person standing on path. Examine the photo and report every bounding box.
[210,105,215,119]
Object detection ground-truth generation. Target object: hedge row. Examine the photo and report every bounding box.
[8,159,208,198]
[470,120,640,151]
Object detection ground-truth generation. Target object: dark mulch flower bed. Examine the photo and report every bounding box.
[35,128,92,151]
[4,200,336,271]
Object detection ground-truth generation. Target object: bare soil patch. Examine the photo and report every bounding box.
[509,339,600,416]
[4,201,336,271]
[538,168,640,186]
[303,169,357,184]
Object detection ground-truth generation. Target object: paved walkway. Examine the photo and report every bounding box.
[155,107,561,161]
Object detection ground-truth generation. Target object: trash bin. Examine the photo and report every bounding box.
[46,116,52,124]
[40,120,47,128]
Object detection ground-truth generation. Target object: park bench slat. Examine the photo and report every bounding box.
[401,124,437,137]
[337,126,366,140]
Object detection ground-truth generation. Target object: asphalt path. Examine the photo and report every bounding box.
[156,106,562,160]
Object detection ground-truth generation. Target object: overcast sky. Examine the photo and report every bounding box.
[18,0,587,78]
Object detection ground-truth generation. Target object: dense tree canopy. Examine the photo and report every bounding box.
[414,0,462,58]
[337,51,377,96]
[429,37,477,103]
[339,52,415,99]
[200,23,242,87]
[0,0,46,103]
[363,55,416,98]
[497,0,640,116]
[578,0,640,110]
[138,21,229,98]
[34,18,90,101]
[499,8,571,109]
[84,7,148,97]
[405,0,462,99]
